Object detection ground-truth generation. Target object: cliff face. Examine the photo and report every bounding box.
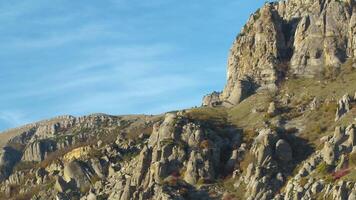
[204,0,356,107]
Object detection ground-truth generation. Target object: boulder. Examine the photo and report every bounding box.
[309,97,320,110]
[87,189,97,200]
[225,149,238,172]
[54,176,72,193]
[322,142,336,165]
[336,94,352,121]
[0,147,21,182]
[63,160,91,188]
[90,158,106,179]
[346,124,356,147]
[275,139,292,161]
[267,102,277,115]
[202,91,222,107]
[349,190,356,200]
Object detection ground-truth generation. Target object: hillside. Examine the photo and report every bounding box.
[0,0,355,199]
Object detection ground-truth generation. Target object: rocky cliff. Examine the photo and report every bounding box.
[0,0,356,200]
[203,0,356,107]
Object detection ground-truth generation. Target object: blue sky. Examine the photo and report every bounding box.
[0,0,266,131]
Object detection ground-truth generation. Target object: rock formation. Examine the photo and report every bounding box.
[204,0,356,106]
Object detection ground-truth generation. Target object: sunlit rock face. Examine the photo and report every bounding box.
[207,0,355,106]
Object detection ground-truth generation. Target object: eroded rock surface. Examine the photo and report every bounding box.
[205,0,356,106]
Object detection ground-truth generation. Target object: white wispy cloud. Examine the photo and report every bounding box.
[0,0,243,131]
[0,110,31,128]
[3,24,122,49]
[2,42,178,100]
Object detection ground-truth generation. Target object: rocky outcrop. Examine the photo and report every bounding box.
[22,140,57,162]
[336,93,355,121]
[237,128,294,200]
[0,147,21,182]
[63,160,93,189]
[202,91,222,107]
[205,0,356,107]
[275,139,292,161]
[281,123,356,199]
[104,112,241,200]
[322,125,356,163]
[268,102,277,116]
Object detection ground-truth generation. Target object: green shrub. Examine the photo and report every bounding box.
[197,178,206,186]
[316,162,333,175]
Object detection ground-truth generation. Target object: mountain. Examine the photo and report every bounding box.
[0,0,355,199]
[203,0,356,107]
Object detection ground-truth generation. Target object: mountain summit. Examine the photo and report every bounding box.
[204,0,355,107]
[0,0,356,199]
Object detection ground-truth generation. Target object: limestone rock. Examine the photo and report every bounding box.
[22,140,57,162]
[208,0,356,107]
[267,102,277,115]
[346,124,356,147]
[336,94,352,121]
[349,190,356,200]
[309,97,321,110]
[87,189,97,200]
[0,147,21,182]
[275,139,292,161]
[63,160,92,188]
[54,176,73,193]
[202,91,222,107]
[322,142,336,165]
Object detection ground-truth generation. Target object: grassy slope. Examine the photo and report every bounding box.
[187,68,356,145]
[185,67,356,192]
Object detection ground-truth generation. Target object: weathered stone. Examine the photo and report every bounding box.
[268,102,277,115]
[87,189,97,200]
[349,190,356,200]
[322,142,336,165]
[63,160,91,188]
[90,158,106,179]
[54,176,72,193]
[120,178,133,200]
[336,94,352,121]
[225,149,238,172]
[275,139,292,161]
[202,91,222,107]
[204,0,355,107]
[22,140,56,162]
[309,97,320,110]
[346,124,356,147]
[311,182,323,194]
[0,147,21,182]
[131,145,151,186]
